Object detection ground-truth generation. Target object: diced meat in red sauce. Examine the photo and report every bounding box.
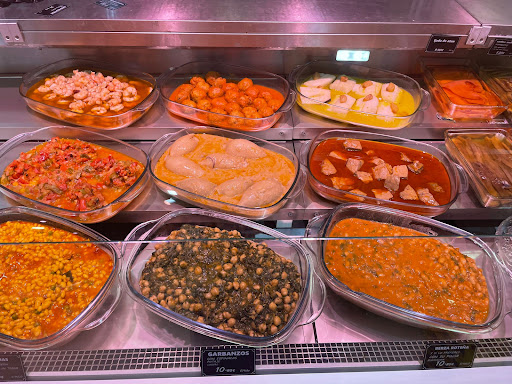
[331,177,355,190]
[372,189,393,200]
[392,165,408,179]
[346,158,364,174]
[0,137,144,211]
[417,187,439,206]
[408,160,424,174]
[400,152,412,162]
[321,158,337,175]
[372,163,391,180]
[309,138,451,207]
[348,189,367,201]
[384,174,400,192]
[400,184,419,200]
[356,171,373,184]
[343,139,362,151]
[329,151,346,160]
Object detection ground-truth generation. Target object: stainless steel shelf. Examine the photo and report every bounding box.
[0,0,479,49]
[457,0,512,37]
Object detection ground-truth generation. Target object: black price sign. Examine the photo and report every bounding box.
[422,343,477,369]
[0,353,26,381]
[201,348,255,376]
[488,38,512,56]
[425,34,461,53]
[36,4,68,16]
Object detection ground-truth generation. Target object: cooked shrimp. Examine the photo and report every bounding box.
[69,100,85,112]
[122,86,139,102]
[109,103,124,112]
[43,93,57,101]
[37,85,51,93]
[74,89,88,100]
[91,106,107,115]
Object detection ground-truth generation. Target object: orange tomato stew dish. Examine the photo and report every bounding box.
[310,138,451,206]
[0,221,113,339]
[0,137,144,211]
[325,218,489,324]
[170,71,284,127]
[27,69,153,116]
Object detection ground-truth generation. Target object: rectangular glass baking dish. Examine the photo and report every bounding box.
[300,129,466,217]
[445,129,512,208]
[421,60,507,122]
[0,126,149,224]
[158,61,295,132]
[19,58,159,130]
[0,206,121,350]
[123,208,325,347]
[479,66,512,121]
[288,60,430,130]
[148,126,305,220]
[304,203,507,334]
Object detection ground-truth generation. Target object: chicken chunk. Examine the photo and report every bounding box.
[417,187,439,206]
[343,139,362,151]
[372,163,391,180]
[392,165,408,179]
[384,174,400,192]
[399,185,419,200]
[408,160,424,174]
[400,152,412,162]
[329,151,346,160]
[348,189,367,202]
[427,182,444,193]
[372,189,393,200]
[321,158,337,175]
[356,171,373,184]
[331,177,355,190]
[346,158,364,174]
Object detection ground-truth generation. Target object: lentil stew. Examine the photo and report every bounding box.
[325,218,489,324]
[0,220,113,340]
[139,224,302,337]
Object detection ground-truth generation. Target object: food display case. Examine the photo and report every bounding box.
[1,0,512,382]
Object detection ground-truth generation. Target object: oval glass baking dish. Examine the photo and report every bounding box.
[289,60,430,130]
[158,61,295,132]
[304,203,507,333]
[149,126,305,220]
[0,126,149,224]
[301,129,466,217]
[19,58,159,130]
[0,206,121,350]
[123,208,325,347]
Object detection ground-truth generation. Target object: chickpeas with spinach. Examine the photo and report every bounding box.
[140,224,302,337]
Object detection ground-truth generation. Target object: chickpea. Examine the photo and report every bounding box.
[211,286,220,296]
[240,281,247,290]
[190,87,207,102]
[238,78,253,91]
[223,263,233,271]
[208,87,225,98]
[194,266,202,275]
[227,318,236,327]
[258,323,267,333]
[245,85,260,99]
[267,98,282,111]
[211,97,228,110]
[256,267,263,275]
[269,302,277,311]
[270,325,278,334]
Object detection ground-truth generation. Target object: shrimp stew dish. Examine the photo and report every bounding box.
[1,137,144,212]
[325,218,489,325]
[154,133,295,209]
[27,69,153,117]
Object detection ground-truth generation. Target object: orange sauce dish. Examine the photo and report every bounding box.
[325,218,489,324]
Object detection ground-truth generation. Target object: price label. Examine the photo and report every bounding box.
[201,348,255,376]
[0,353,26,382]
[425,34,460,53]
[422,343,477,369]
[488,38,512,56]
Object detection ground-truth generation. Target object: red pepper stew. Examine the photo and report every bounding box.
[325,218,489,325]
[1,137,144,211]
